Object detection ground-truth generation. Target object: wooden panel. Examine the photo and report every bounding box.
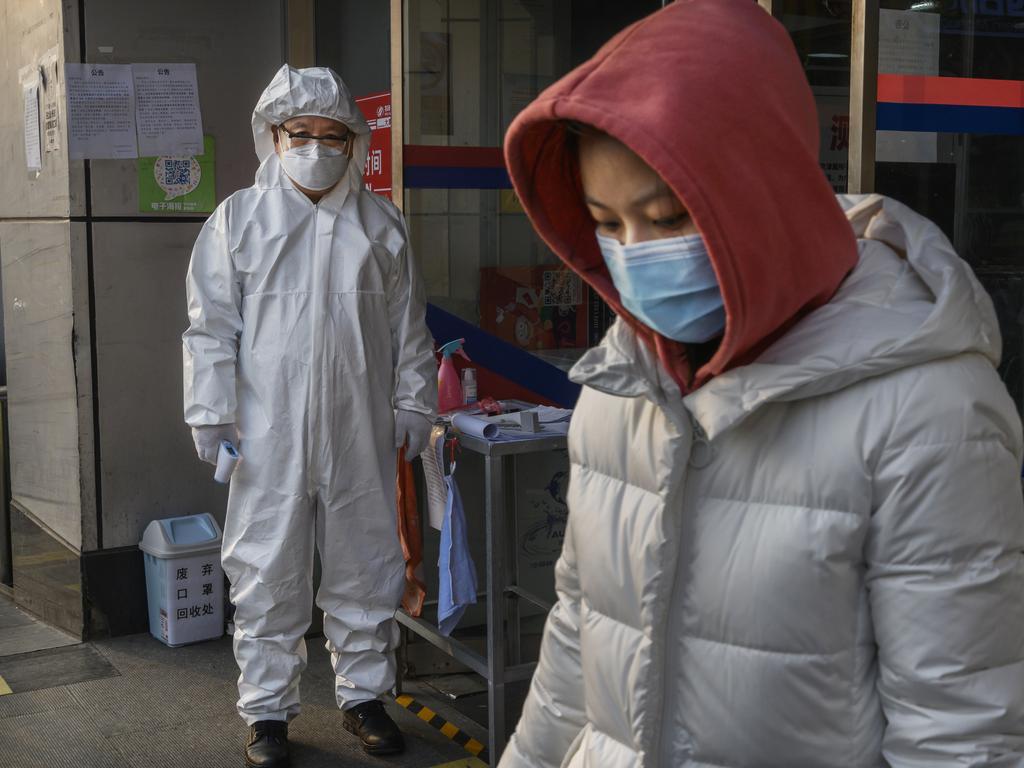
[391,0,404,210]
[849,0,879,193]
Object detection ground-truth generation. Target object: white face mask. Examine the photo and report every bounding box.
[279,142,350,192]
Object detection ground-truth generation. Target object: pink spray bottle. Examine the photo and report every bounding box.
[437,338,470,413]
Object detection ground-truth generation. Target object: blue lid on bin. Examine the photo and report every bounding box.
[139,513,223,558]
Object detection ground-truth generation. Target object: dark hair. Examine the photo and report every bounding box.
[562,120,607,156]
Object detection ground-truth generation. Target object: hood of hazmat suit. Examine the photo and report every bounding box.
[251,63,372,190]
[183,64,437,724]
[499,2,1024,767]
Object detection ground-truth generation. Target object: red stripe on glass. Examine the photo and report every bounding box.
[878,74,1024,109]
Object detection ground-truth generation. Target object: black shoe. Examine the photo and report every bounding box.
[244,720,290,768]
[343,700,406,756]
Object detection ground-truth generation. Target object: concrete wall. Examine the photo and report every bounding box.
[0,221,86,550]
[0,0,81,219]
[0,0,285,634]
[0,0,92,557]
[84,0,285,217]
[92,221,230,548]
[81,0,284,549]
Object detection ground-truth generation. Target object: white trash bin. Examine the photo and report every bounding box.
[140,513,225,647]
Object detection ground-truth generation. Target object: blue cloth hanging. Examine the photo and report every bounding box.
[438,463,478,636]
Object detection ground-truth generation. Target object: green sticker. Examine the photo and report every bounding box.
[138,135,215,214]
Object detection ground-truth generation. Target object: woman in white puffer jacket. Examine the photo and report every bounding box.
[498,2,1024,767]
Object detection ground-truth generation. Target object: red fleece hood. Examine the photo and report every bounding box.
[503,0,858,393]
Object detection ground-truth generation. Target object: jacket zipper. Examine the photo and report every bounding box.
[648,415,700,767]
[306,201,322,483]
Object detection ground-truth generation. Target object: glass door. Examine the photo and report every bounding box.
[872,1,1024,412]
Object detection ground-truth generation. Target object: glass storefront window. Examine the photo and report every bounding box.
[320,3,1023,408]
[404,1,567,324]
[873,1,1024,410]
[875,1,1024,267]
[402,0,660,376]
[776,0,854,192]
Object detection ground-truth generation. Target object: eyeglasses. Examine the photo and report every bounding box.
[278,124,351,149]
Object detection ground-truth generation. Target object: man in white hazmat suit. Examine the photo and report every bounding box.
[183,65,437,766]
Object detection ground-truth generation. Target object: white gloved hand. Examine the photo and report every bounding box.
[192,424,238,466]
[395,410,432,461]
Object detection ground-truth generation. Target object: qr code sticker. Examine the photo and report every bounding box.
[163,159,192,186]
[541,270,581,307]
[153,156,201,202]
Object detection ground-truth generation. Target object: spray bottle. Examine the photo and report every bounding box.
[438,338,470,413]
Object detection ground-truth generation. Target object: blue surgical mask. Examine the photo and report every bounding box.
[597,231,726,344]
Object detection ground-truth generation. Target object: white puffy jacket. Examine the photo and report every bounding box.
[500,196,1024,767]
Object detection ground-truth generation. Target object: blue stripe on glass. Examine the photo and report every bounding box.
[877,102,1024,135]
[426,304,581,408]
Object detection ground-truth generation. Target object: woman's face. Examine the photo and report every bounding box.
[579,132,698,245]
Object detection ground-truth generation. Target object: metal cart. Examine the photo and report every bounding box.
[396,429,568,763]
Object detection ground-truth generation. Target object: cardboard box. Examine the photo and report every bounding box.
[480,266,588,350]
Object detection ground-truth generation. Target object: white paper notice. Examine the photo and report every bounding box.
[65,63,138,159]
[422,425,450,531]
[132,63,203,157]
[879,9,940,76]
[41,49,61,153]
[23,84,42,172]
[878,9,940,163]
[43,87,61,153]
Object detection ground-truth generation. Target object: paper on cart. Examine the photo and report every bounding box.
[483,406,571,427]
[452,412,499,439]
[531,406,573,423]
[421,424,449,531]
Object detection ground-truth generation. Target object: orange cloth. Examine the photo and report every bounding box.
[396,447,426,617]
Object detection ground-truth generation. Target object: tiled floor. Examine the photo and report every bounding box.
[0,596,489,768]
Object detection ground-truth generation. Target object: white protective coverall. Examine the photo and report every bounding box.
[183,65,437,723]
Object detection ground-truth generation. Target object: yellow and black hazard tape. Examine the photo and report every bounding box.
[395,693,489,764]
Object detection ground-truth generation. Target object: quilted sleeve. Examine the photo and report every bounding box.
[867,358,1024,767]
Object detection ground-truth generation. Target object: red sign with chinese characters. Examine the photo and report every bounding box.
[355,91,392,201]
